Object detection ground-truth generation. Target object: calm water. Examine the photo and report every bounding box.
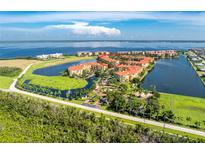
[142,54,205,98]
[33,59,96,76]
[26,59,98,99]
[2,41,205,58]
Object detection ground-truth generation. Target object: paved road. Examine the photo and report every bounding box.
[1,64,205,137]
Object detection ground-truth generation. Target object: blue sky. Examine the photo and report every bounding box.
[1,11,205,40]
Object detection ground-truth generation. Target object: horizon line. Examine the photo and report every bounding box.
[2,40,205,43]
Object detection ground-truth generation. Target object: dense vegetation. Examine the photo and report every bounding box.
[103,82,205,130]
[105,89,175,123]
[0,67,22,77]
[0,91,201,143]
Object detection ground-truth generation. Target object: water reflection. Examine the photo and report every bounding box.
[142,55,205,98]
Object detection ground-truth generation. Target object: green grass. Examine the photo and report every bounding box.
[0,110,44,142]
[29,76,87,90]
[19,56,95,90]
[0,67,22,89]
[159,93,205,129]
[111,114,205,141]
[0,91,203,142]
[0,67,22,77]
[0,76,14,89]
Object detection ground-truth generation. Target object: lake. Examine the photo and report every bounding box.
[2,40,205,58]
[33,59,96,76]
[24,59,98,99]
[142,54,205,98]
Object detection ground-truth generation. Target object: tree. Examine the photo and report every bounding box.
[194,121,201,128]
[161,110,175,123]
[145,98,160,119]
[127,96,142,115]
[150,85,160,98]
[109,92,126,112]
[119,83,128,93]
[186,117,192,125]
[131,77,140,85]
[95,70,101,77]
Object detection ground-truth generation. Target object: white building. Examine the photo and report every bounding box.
[36,53,63,60]
[77,51,93,57]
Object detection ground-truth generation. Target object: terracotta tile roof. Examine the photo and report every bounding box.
[68,64,85,71]
[68,62,108,71]
[69,62,96,71]
[98,55,118,63]
[99,63,108,67]
[115,66,142,76]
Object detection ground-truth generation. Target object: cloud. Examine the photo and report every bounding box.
[0,22,121,41]
[45,22,121,36]
[1,12,205,26]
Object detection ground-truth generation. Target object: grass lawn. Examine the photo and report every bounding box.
[19,56,95,90]
[159,93,205,129]
[0,67,22,89]
[0,76,14,89]
[29,76,87,90]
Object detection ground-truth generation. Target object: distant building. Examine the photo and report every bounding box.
[194,63,204,67]
[36,54,49,60]
[77,51,93,57]
[94,51,110,56]
[145,50,178,57]
[191,58,201,62]
[36,53,63,60]
[68,62,108,76]
[198,66,205,72]
[97,54,119,67]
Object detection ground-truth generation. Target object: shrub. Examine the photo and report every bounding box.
[0,67,22,77]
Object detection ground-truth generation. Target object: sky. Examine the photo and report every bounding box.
[1,11,205,41]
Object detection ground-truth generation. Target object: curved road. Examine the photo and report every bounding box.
[1,64,205,137]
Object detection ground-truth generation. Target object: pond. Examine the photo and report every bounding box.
[33,59,96,76]
[141,54,205,98]
[23,76,96,99]
[22,59,97,99]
